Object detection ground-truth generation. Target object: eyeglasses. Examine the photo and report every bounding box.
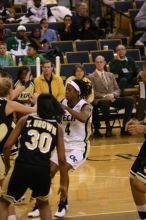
[95,61,104,64]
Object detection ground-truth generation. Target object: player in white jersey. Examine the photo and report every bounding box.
[28,79,92,218]
[52,79,92,218]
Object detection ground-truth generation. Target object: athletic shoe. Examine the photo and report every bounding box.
[17,195,26,203]
[28,204,40,218]
[54,201,68,218]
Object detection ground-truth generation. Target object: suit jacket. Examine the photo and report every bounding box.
[88,70,121,104]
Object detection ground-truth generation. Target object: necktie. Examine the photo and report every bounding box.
[101,72,107,85]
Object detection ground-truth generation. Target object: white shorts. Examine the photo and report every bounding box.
[51,149,87,170]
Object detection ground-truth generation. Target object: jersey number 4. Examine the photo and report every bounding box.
[25,129,52,153]
[65,123,71,135]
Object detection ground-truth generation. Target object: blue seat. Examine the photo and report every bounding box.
[75,40,98,51]
[135,0,145,9]
[51,41,74,53]
[126,49,141,61]
[60,63,78,77]
[4,66,19,82]
[66,51,90,63]
[136,61,145,71]
[91,50,114,63]
[98,39,122,50]
[83,63,96,74]
[115,1,133,13]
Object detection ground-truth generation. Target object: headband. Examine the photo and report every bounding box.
[67,80,81,95]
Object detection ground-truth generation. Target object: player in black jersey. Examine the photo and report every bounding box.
[0,93,68,220]
[0,77,37,220]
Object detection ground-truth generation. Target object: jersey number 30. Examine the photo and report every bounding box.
[25,129,52,153]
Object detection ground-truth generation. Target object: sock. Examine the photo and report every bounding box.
[137,204,146,212]
[8,215,16,220]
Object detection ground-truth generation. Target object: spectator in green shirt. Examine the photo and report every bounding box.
[22,44,46,66]
[0,42,14,68]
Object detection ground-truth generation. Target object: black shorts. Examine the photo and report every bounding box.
[2,162,51,203]
[130,141,146,183]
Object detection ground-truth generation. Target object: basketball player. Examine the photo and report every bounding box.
[0,77,36,220]
[0,93,68,220]
[28,79,92,218]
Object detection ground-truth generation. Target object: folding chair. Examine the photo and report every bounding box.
[60,63,78,77]
[83,63,96,74]
[98,39,122,50]
[91,50,114,63]
[66,51,90,63]
[51,41,74,54]
[126,49,141,61]
[75,40,98,51]
[115,1,134,13]
[135,0,145,9]
[4,66,19,82]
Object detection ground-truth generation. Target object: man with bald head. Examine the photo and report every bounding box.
[109,44,138,95]
[88,55,134,137]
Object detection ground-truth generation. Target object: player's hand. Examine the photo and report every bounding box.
[29,93,38,105]
[127,124,146,135]
[57,185,67,200]
[60,103,67,110]
[125,119,142,132]
[25,70,32,82]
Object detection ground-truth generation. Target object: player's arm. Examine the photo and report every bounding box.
[5,100,36,116]
[61,104,91,123]
[56,124,68,200]
[3,116,28,174]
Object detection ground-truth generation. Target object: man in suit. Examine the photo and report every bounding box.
[88,55,134,137]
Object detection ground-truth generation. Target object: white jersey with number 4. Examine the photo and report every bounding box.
[61,98,92,151]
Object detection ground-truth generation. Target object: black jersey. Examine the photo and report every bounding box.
[0,98,15,154]
[16,114,58,167]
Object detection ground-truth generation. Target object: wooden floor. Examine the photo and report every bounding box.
[15,128,144,220]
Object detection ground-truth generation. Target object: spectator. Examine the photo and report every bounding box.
[0,42,14,68]
[80,16,105,40]
[66,64,94,103]
[135,2,146,46]
[40,18,58,43]
[72,2,90,31]
[88,55,134,137]
[25,0,48,23]
[6,25,30,56]
[28,28,42,50]
[59,15,79,41]
[34,60,65,101]
[109,44,138,95]
[14,66,35,104]
[0,18,12,41]
[0,1,15,23]
[22,44,45,65]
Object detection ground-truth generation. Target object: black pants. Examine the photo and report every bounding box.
[92,96,134,130]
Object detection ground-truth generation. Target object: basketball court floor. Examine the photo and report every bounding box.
[16,129,144,220]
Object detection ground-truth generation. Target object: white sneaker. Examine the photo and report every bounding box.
[28,204,40,218]
[54,201,68,218]
[135,40,144,46]
[17,195,26,203]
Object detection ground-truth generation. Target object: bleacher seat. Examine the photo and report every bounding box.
[51,41,74,53]
[98,39,122,50]
[66,51,90,63]
[126,49,141,61]
[4,22,63,32]
[83,63,96,74]
[136,61,145,71]
[135,0,145,9]
[91,50,114,63]
[60,63,78,77]
[115,1,133,13]
[75,40,98,51]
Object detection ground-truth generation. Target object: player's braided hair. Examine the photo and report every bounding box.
[73,79,92,99]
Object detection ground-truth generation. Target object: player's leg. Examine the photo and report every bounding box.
[130,177,146,219]
[37,199,52,220]
[28,161,59,218]
[130,141,146,219]
[0,197,10,220]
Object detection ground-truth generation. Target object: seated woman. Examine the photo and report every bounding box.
[66,64,94,103]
